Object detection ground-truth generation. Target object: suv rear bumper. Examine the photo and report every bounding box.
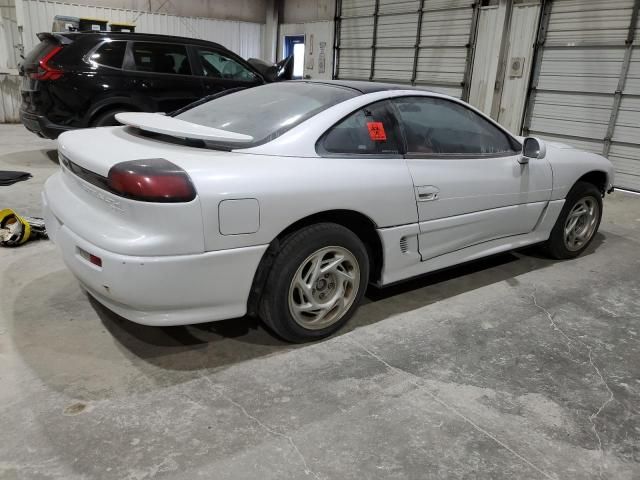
[20,108,73,139]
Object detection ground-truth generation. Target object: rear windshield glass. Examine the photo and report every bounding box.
[176,82,359,149]
[24,40,57,67]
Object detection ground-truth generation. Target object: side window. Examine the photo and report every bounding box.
[131,42,191,75]
[393,96,519,155]
[195,48,257,81]
[321,101,401,155]
[91,41,126,68]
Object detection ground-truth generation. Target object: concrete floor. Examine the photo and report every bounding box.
[0,123,639,479]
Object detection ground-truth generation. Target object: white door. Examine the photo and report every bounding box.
[495,2,541,133]
[391,95,553,261]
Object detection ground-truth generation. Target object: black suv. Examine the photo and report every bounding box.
[20,32,276,138]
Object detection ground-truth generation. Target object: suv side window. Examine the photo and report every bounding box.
[320,100,402,155]
[392,96,519,156]
[130,42,191,75]
[91,41,127,68]
[194,48,257,81]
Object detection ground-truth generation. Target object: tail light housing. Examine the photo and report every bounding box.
[107,158,196,203]
[30,45,64,81]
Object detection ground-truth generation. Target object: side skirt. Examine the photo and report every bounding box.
[376,199,565,286]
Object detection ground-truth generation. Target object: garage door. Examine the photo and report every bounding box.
[522,0,640,191]
[334,0,478,99]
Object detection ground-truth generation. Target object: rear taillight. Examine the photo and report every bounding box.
[107,158,196,203]
[30,45,64,81]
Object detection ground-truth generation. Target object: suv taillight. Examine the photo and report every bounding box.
[107,158,196,203]
[30,45,64,81]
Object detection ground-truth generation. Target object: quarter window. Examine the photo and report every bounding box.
[131,42,191,75]
[321,101,401,155]
[91,41,126,68]
[195,48,257,81]
[392,96,519,155]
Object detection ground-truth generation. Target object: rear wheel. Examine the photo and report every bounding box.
[543,181,602,259]
[91,108,128,127]
[259,223,369,343]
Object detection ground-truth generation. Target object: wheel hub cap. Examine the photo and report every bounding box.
[288,246,360,330]
[563,196,599,252]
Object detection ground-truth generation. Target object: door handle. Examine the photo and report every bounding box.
[416,185,440,202]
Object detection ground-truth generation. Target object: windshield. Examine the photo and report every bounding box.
[175,82,359,149]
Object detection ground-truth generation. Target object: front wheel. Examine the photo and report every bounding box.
[259,223,369,343]
[543,181,603,259]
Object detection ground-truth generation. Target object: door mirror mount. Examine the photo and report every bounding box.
[520,136,546,164]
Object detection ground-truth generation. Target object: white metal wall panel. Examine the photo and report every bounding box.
[536,48,624,94]
[624,46,640,94]
[341,0,376,17]
[20,0,264,59]
[339,16,374,48]
[0,0,20,71]
[379,0,420,15]
[336,0,475,98]
[529,91,613,140]
[608,144,640,191]
[337,48,372,80]
[544,0,633,46]
[372,11,418,82]
[525,0,640,191]
[419,6,473,47]
[0,73,20,122]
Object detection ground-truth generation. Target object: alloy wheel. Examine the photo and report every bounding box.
[564,196,599,252]
[288,246,360,330]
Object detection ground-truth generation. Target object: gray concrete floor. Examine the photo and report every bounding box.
[0,123,639,480]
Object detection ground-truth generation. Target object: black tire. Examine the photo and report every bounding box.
[91,109,128,127]
[543,181,603,259]
[259,223,369,343]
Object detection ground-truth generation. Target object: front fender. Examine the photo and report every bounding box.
[546,143,615,199]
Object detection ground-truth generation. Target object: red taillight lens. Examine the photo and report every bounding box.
[30,45,64,81]
[107,158,196,203]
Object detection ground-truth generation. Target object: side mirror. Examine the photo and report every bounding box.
[520,136,546,164]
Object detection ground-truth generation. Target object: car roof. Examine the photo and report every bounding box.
[58,31,228,50]
[299,79,429,94]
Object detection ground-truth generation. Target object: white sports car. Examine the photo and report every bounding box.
[43,81,615,342]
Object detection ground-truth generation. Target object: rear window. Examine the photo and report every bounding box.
[131,42,191,75]
[23,40,57,67]
[176,82,358,149]
[90,41,126,69]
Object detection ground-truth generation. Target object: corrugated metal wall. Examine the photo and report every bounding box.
[334,0,477,98]
[0,0,21,122]
[523,0,640,191]
[21,0,264,60]
[1,0,20,70]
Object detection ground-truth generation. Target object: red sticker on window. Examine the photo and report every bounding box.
[367,121,387,141]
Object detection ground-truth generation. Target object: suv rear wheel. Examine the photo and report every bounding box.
[259,223,369,343]
[91,108,129,127]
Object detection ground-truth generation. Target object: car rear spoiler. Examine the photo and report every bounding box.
[115,112,254,143]
[36,32,74,45]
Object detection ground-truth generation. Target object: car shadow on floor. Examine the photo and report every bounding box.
[95,233,604,372]
[0,148,58,168]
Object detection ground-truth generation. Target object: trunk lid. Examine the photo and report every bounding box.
[52,125,237,256]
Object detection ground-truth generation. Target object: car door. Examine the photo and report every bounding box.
[125,41,204,113]
[190,46,263,96]
[391,95,553,261]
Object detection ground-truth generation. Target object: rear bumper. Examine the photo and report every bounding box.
[20,108,73,139]
[43,191,268,326]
